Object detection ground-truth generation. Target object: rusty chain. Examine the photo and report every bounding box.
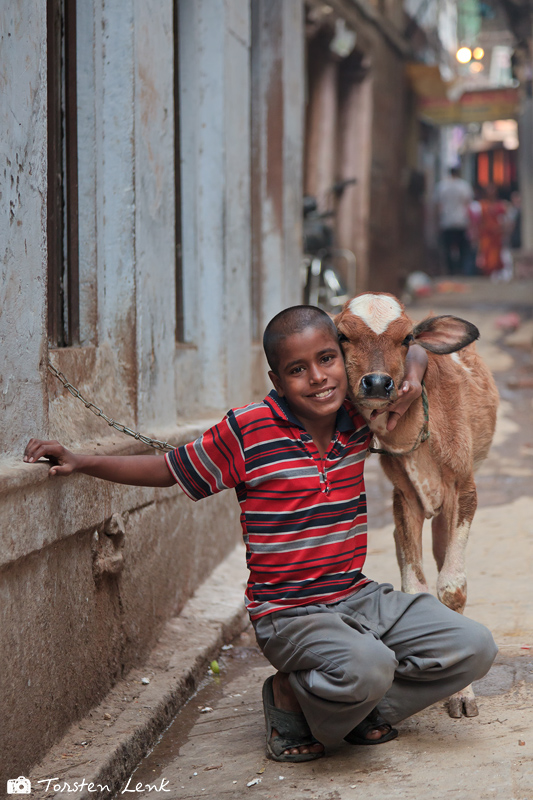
[47,361,174,452]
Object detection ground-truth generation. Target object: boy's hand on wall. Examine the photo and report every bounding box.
[23,439,79,476]
[24,439,176,487]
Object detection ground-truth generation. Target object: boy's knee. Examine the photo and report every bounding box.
[475,625,498,672]
[296,644,397,706]
[340,648,397,704]
[462,619,498,679]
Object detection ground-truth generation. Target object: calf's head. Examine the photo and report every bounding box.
[335,293,479,411]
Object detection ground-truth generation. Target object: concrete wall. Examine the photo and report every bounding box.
[0,0,304,778]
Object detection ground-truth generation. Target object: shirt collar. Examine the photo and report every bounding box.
[265,390,355,434]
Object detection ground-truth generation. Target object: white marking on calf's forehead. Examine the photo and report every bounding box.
[348,294,403,335]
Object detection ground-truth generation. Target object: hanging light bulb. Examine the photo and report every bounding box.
[456,47,472,64]
[473,47,485,60]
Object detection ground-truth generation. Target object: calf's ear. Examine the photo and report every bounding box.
[411,315,479,354]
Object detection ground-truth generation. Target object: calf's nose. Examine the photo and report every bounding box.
[360,373,394,397]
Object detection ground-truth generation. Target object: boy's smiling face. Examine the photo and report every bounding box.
[269,326,348,429]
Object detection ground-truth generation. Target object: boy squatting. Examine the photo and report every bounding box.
[25,305,497,763]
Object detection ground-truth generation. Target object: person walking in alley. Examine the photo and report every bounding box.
[24,306,497,762]
[434,166,474,276]
[477,184,508,279]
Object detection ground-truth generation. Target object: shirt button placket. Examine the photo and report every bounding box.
[321,465,331,495]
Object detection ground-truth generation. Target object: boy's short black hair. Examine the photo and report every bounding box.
[263,305,338,374]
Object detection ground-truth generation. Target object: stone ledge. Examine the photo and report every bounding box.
[0,418,221,497]
[28,542,249,800]
[0,419,222,568]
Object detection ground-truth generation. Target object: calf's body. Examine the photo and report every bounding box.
[336,293,499,717]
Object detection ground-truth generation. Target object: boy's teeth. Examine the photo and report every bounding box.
[315,389,332,398]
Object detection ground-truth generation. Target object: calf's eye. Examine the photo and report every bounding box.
[338,332,348,343]
[402,334,414,347]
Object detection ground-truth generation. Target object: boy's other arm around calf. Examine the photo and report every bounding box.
[385,344,428,431]
[23,439,175,487]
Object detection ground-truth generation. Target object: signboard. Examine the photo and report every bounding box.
[418,87,520,126]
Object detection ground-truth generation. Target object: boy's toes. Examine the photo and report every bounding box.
[344,710,398,746]
[283,741,324,756]
[365,724,391,741]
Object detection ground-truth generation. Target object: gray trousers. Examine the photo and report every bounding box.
[253,582,497,747]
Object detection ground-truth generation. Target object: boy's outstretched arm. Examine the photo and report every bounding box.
[386,344,428,432]
[23,439,175,487]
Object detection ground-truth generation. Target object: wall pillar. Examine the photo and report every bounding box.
[336,74,373,295]
[305,52,338,211]
[134,0,176,429]
[179,0,252,412]
[250,0,305,395]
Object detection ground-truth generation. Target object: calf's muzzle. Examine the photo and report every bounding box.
[360,373,395,398]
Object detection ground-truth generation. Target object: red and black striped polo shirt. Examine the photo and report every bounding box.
[165,390,371,619]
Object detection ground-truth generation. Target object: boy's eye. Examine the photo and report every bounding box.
[321,354,334,363]
[290,365,304,374]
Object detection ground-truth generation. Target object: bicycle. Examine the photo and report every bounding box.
[302,179,357,314]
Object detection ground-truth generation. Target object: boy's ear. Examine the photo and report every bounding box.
[268,370,284,396]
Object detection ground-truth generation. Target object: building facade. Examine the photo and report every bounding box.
[0,0,303,776]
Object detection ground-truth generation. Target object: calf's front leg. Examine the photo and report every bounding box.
[434,482,477,615]
[392,487,428,595]
[433,483,479,718]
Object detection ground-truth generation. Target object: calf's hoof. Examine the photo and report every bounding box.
[437,583,467,615]
[447,687,479,718]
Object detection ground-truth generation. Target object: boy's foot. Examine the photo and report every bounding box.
[262,673,324,761]
[344,708,398,745]
[264,673,396,759]
[271,672,324,757]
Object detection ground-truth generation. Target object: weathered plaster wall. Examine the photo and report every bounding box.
[134,0,177,429]
[0,438,241,777]
[0,0,305,778]
[0,1,48,457]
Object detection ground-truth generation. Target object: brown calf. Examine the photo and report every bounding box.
[336,292,499,718]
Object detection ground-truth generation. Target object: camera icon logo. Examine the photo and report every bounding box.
[7,777,31,794]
